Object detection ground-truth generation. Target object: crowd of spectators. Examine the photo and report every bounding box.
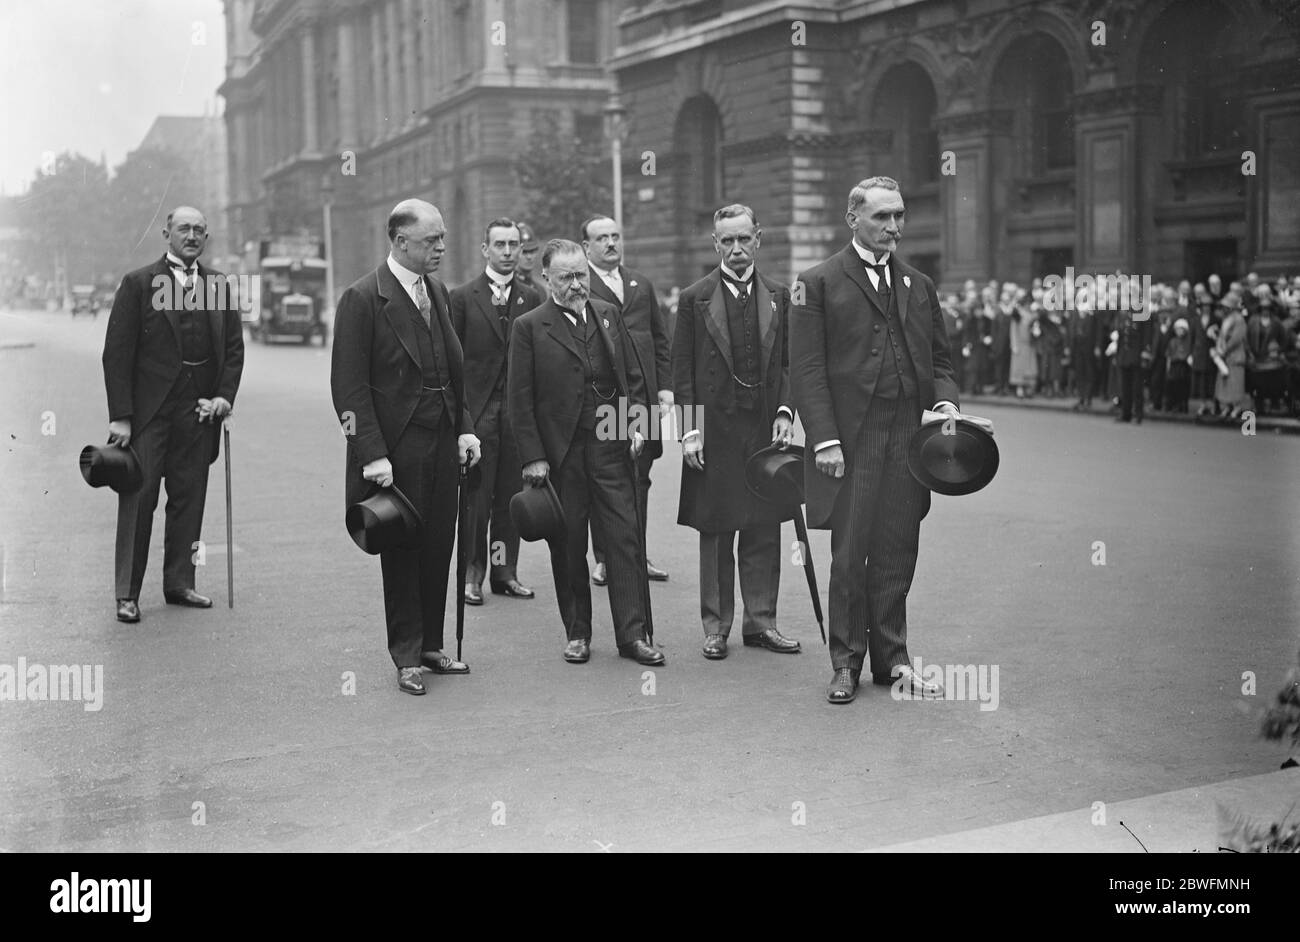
[940,272,1300,424]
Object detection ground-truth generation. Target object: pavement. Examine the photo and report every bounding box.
[1,307,1297,852]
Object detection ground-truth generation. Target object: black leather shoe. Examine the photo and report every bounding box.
[490,579,534,599]
[116,599,140,623]
[618,639,665,666]
[591,563,607,586]
[702,634,728,659]
[420,652,469,674]
[827,668,859,704]
[563,638,590,663]
[646,560,669,581]
[163,588,211,608]
[463,583,484,606]
[873,664,944,698]
[742,628,801,654]
[397,667,426,695]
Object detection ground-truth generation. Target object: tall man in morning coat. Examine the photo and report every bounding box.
[507,239,663,667]
[791,177,962,704]
[102,205,243,623]
[330,199,481,696]
[583,214,672,584]
[672,204,802,660]
[449,217,542,606]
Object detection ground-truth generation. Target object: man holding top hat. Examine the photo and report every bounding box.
[507,238,662,666]
[330,199,481,696]
[671,204,801,660]
[101,205,244,624]
[449,217,542,606]
[791,177,964,704]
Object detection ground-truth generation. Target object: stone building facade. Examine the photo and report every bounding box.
[220,0,620,288]
[611,0,1300,292]
[221,0,1300,296]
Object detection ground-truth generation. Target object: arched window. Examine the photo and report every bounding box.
[990,34,1076,175]
[870,62,940,185]
[674,95,724,220]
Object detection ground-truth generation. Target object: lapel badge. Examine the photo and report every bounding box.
[903,275,911,288]
[771,298,777,313]
[629,280,637,288]
[603,317,610,329]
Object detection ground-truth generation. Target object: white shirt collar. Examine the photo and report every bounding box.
[387,254,423,288]
[590,260,620,279]
[851,242,890,267]
[554,298,586,326]
[165,252,194,271]
[485,266,513,287]
[721,263,753,283]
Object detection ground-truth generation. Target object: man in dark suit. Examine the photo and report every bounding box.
[672,204,801,660]
[582,214,671,585]
[507,239,662,666]
[330,199,481,696]
[102,206,244,623]
[449,218,542,606]
[790,177,963,704]
[1114,305,1153,424]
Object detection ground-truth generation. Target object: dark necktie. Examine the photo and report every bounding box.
[868,262,890,301]
[720,269,751,305]
[171,263,197,305]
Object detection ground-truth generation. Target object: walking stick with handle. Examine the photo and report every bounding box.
[223,418,233,609]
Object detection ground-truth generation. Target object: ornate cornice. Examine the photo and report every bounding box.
[1072,83,1163,117]
[934,109,1014,138]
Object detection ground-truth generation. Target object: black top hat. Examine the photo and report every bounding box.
[906,419,999,496]
[510,479,566,543]
[79,444,143,495]
[745,443,806,507]
[346,485,423,555]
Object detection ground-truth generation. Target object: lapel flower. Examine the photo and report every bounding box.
[603,318,610,328]
[629,280,637,288]
[902,275,911,288]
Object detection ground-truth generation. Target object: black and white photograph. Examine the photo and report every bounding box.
[1,0,1298,887]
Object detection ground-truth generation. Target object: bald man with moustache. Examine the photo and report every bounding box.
[102,205,244,624]
[331,199,482,696]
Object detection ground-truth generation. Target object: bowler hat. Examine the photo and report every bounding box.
[907,419,999,496]
[745,443,806,506]
[79,444,143,494]
[509,479,565,543]
[346,485,423,555]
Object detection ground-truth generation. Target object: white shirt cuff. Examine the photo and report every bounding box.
[776,406,793,419]
[814,439,840,452]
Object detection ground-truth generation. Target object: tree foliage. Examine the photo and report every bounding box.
[511,122,611,246]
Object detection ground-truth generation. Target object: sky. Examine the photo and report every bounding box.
[0,0,227,195]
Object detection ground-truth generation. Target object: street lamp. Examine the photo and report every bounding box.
[320,170,336,318]
[603,91,629,229]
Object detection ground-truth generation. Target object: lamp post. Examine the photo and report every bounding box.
[603,91,628,229]
[320,170,336,319]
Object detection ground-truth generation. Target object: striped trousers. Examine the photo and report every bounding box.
[827,396,930,675]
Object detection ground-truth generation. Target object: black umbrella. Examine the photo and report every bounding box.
[626,446,654,646]
[224,421,234,609]
[792,509,825,644]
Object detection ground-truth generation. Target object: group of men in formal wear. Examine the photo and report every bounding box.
[104,175,967,706]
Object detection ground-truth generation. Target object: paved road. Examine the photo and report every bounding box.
[1,308,1296,851]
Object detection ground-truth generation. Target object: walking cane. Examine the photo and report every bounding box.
[792,508,825,644]
[223,418,234,609]
[455,460,479,662]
